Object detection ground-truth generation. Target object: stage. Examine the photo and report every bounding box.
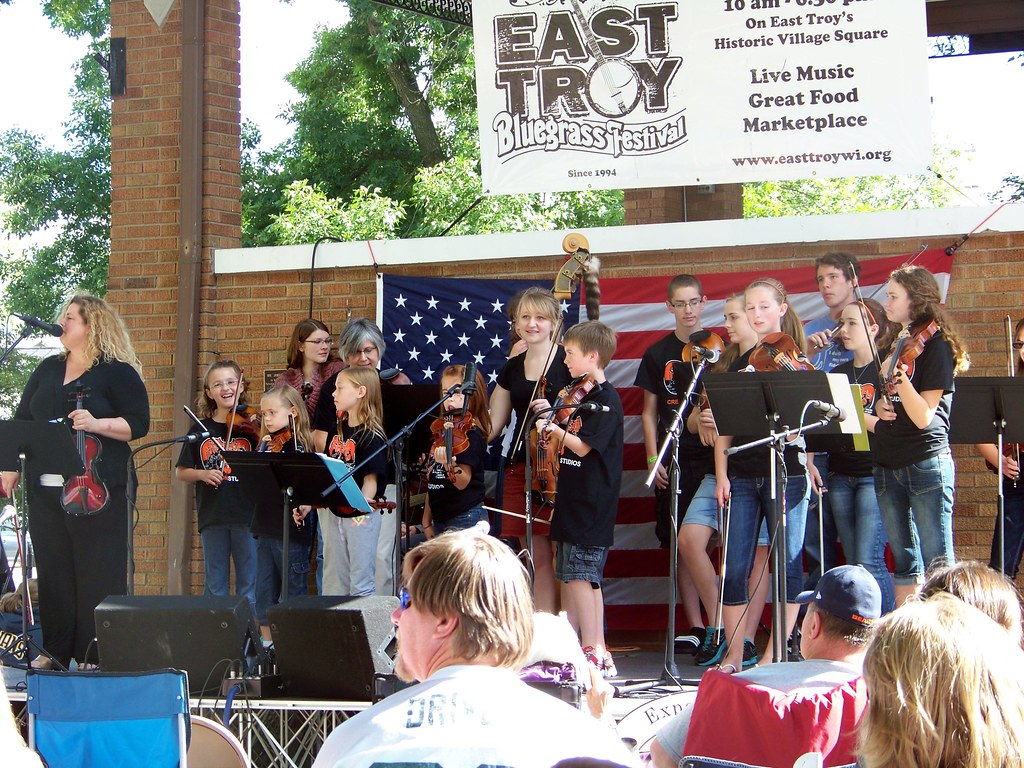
[4,637,710,767]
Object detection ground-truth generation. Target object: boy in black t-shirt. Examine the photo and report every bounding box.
[543,321,624,679]
[633,274,712,649]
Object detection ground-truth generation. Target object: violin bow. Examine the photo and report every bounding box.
[225,370,244,447]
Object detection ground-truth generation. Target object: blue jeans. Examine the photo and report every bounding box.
[827,473,895,613]
[255,537,312,625]
[803,453,837,590]
[990,485,1024,578]
[722,473,809,606]
[434,505,489,536]
[201,525,257,611]
[330,512,381,597]
[874,451,955,585]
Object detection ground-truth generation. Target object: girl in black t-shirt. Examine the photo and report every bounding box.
[828,298,900,613]
[423,365,492,536]
[875,266,969,607]
[325,367,388,597]
[714,278,811,672]
[175,360,258,610]
[490,287,572,613]
[252,385,316,634]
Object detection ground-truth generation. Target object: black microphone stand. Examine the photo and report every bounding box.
[644,353,716,684]
[726,413,836,663]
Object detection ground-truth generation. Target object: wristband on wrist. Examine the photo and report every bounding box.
[647,456,658,466]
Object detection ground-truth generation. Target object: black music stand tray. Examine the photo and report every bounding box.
[948,377,1024,575]
[704,371,848,663]
[0,420,83,669]
[223,451,359,603]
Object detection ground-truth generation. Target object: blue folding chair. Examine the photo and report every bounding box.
[26,668,189,768]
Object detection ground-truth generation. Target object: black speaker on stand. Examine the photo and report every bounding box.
[95,595,263,695]
[268,595,399,700]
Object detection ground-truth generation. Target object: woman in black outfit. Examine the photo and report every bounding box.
[1,295,149,668]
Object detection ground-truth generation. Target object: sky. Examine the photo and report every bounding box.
[0,1,1021,204]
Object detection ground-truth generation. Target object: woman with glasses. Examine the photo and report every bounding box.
[979,317,1024,577]
[275,319,346,421]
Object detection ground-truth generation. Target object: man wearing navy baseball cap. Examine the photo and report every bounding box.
[796,563,883,660]
[651,565,882,768]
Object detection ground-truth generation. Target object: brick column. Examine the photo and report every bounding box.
[109,0,241,593]
[624,184,744,224]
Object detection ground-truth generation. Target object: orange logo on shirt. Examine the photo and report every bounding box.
[567,416,583,436]
[860,383,876,412]
[199,436,249,475]
[328,435,357,464]
[663,360,683,397]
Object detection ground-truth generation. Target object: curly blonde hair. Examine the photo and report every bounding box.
[860,594,1024,768]
[61,294,142,375]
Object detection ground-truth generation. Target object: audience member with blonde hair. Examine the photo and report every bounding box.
[860,593,1024,768]
[919,559,1023,641]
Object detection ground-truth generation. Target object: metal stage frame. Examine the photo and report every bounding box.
[191,696,370,768]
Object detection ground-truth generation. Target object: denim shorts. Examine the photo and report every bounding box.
[681,474,770,546]
[555,542,609,585]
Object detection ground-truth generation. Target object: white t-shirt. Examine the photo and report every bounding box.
[312,664,639,768]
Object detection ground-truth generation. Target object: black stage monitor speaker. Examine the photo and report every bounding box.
[95,595,262,695]
[269,595,399,700]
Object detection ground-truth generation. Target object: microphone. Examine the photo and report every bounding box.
[576,402,612,413]
[460,362,478,395]
[808,400,845,421]
[175,431,211,444]
[688,345,721,363]
[13,313,63,337]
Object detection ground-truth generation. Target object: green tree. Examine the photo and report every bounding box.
[743,147,963,218]
[0,60,111,316]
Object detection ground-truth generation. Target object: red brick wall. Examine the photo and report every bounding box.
[625,184,744,224]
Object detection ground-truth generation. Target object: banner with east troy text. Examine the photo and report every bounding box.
[474,0,931,194]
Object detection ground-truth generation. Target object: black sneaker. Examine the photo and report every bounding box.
[742,638,759,668]
[695,627,726,667]
[674,626,704,655]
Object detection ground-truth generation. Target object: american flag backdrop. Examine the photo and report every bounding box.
[379,251,953,629]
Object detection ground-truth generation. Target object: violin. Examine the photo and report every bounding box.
[263,426,297,453]
[682,330,726,364]
[530,373,601,507]
[883,320,940,395]
[529,377,560,507]
[227,403,262,443]
[748,332,815,372]
[61,385,110,516]
[548,373,598,424]
[429,412,473,477]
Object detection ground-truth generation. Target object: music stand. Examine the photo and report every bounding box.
[948,377,1024,575]
[704,371,854,663]
[382,384,439,589]
[223,451,359,603]
[0,420,84,669]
